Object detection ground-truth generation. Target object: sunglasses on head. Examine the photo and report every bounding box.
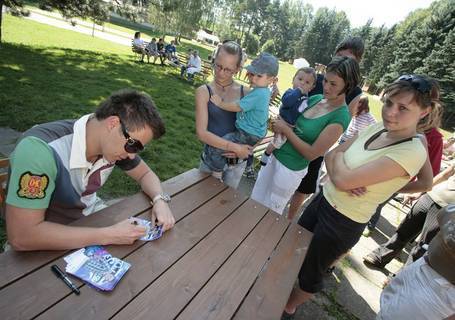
[119,119,144,153]
[397,75,431,94]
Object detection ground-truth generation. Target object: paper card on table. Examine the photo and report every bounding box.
[134,218,164,241]
[64,246,130,291]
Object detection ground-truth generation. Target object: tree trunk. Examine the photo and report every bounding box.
[92,21,95,37]
[0,0,4,45]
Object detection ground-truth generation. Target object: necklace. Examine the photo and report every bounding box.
[214,80,234,92]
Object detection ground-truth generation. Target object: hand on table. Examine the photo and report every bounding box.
[152,200,175,231]
[105,219,147,245]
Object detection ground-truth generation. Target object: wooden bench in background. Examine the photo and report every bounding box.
[174,51,212,83]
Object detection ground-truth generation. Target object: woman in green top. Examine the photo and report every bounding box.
[251,56,360,215]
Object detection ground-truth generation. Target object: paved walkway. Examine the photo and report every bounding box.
[22,7,149,47]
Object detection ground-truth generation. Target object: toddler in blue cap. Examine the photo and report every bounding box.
[204,52,279,181]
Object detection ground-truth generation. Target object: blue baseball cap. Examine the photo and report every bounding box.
[245,52,279,77]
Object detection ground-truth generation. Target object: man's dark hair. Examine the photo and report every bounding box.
[95,89,165,139]
[335,36,365,62]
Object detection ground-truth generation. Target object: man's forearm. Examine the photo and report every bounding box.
[8,221,111,251]
[139,170,164,199]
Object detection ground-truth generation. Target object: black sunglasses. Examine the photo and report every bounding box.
[119,119,144,153]
[397,75,431,94]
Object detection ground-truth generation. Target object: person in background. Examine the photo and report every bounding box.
[363,164,453,269]
[164,40,177,62]
[155,38,166,66]
[376,205,455,320]
[132,31,146,63]
[338,95,376,144]
[145,38,159,64]
[180,50,202,82]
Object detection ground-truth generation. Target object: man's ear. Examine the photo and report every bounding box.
[106,115,120,131]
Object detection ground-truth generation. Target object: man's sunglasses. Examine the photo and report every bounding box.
[397,75,431,94]
[120,119,144,153]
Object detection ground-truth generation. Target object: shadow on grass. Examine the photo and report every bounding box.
[0,42,203,197]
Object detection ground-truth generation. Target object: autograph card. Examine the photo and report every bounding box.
[134,218,164,241]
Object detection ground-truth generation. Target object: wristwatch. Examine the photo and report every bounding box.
[151,193,171,205]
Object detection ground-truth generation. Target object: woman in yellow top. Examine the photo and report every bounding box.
[283,75,443,316]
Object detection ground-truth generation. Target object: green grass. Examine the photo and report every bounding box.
[0,14,203,199]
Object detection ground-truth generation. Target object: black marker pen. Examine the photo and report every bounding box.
[51,264,80,295]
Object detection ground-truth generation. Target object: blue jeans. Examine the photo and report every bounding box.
[203,129,260,173]
[199,157,246,189]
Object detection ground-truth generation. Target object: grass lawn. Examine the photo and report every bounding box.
[0,14,204,199]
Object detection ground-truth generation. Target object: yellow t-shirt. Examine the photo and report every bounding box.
[324,122,427,223]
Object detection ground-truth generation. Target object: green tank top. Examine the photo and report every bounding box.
[273,94,351,171]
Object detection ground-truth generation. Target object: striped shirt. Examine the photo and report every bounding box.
[340,112,376,142]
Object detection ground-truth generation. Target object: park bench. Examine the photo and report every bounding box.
[0,169,313,320]
[174,51,212,83]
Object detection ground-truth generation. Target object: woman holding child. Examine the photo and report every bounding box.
[251,56,360,214]
[195,41,252,188]
[283,74,442,317]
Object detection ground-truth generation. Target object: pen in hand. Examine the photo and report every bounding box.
[51,264,80,295]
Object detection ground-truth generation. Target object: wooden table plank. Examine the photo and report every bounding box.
[233,224,313,320]
[112,199,270,320]
[0,169,208,289]
[34,188,248,320]
[175,211,290,320]
[0,175,225,320]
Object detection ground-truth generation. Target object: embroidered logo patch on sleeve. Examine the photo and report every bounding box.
[17,172,49,199]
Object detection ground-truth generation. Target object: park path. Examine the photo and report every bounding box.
[23,7,146,47]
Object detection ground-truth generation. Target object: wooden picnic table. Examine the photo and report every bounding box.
[0,169,312,320]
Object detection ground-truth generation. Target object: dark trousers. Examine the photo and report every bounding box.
[367,193,397,229]
[367,193,440,266]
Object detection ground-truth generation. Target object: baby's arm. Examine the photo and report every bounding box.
[210,94,242,112]
[281,88,304,108]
